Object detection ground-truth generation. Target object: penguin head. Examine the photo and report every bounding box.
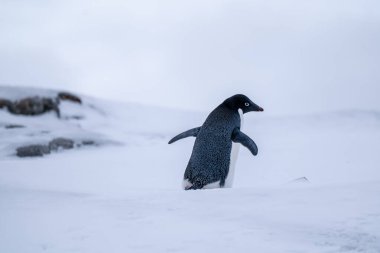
[224,94,264,114]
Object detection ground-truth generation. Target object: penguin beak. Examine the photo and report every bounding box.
[243,103,263,113]
[250,102,264,112]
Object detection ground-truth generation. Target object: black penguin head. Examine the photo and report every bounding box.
[224,94,264,114]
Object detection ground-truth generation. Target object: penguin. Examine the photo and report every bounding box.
[168,94,263,190]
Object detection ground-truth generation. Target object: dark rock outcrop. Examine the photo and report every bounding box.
[63,115,84,120]
[58,92,82,104]
[16,145,50,157]
[81,140,96,146]
[16,137,96,157]
[48,138,74,151]
[0,99,12,109]
[0,91,82,118]
[8,96,60,117]
[5,124,25,129]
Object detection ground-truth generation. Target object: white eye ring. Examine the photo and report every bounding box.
[245,102,250,107]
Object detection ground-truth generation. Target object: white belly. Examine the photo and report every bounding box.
[224,109,244,188]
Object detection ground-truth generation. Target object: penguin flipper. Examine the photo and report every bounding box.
[232,128,258,156]
[168,127,201,144]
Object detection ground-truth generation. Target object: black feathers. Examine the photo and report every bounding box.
[232,128,258,156]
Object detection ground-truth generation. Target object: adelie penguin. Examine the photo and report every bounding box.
[169,94,264,190]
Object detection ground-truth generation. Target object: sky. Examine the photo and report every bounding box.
[0,0,379,115]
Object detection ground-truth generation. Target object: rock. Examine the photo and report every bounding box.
[16,138,97,158]
[82,140,96,146]
[0,98,12,109]
[75,140,96,148]
[63,115,84,120]
[48,138,74,151]
[8,96,60,118]
[1,91,81,118]
[5,124,25,129]
[58,92,82,104]
[16,145,50,157]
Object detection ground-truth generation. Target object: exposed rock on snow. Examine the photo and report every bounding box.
[0,98,11,108]
[48,138,75,151]
[15,138,97,157]
[0,96,60,117]
[0,91,82,118]
[81,140,96,146]
[4,124,25,129]
[57,92,82,104]
[63,115,85,120]
[16,144,50,157]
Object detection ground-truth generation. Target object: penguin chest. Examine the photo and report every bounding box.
[224,140,240,188]
[224,109,244,188]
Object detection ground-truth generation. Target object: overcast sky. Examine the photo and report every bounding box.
[0,0,379,115]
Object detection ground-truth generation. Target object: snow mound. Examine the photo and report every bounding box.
[1,86,380,252]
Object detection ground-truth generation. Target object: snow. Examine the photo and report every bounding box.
[1,86,380,253]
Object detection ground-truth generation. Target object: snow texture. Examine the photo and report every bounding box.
[1,86,380,253]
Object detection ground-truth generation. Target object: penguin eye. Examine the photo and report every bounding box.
[244,102,250,107]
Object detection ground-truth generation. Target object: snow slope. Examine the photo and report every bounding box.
[0,87,379,252]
